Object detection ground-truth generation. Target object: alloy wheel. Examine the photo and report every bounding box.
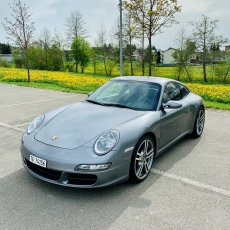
[135,139,154,180]
[196,109,205,136]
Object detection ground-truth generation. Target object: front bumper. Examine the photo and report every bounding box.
[20,137,131,188]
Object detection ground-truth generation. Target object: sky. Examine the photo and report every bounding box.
[0,0,229,51]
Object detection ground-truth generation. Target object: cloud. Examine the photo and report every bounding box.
[28,0,61,19]
[93,8,107,16]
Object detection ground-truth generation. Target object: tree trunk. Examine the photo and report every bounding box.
[129,38,133,76]
[142,53,145,76]
[27,66,30,83]
[130,60,133,76]
[202,20,207,82]
[93,60,97,74]
[104,59,108,76]
[26,53,30,83]
[141,12,145,76]
[223,63,230,83]
[141,32,145,76]
[202,63,208,82]
[45,48,48,70]
[184,66,192,81]
[148,37,152,76]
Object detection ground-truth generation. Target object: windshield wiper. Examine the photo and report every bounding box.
[105,103,137,110]
[86,99,105,106]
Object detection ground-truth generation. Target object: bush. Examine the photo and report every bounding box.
[0,59,11,68]
[211,61,230,83]
[64,62,75,72]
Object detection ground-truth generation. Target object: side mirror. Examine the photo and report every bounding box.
[88,92,94,97]
[163,101,182,109]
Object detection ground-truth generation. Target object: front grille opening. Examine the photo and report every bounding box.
[67,173,97,185]
[25,159,62,181]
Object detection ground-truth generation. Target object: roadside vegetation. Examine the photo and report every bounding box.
[1,66,230,110]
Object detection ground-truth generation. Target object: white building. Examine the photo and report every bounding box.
[0,54,13,62]
[162,48,177,65]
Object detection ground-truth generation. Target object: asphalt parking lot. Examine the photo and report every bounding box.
[0,83,230,230]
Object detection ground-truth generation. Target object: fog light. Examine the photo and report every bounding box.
[75,163,111,171]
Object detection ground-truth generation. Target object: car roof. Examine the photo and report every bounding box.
[111,76,180,86]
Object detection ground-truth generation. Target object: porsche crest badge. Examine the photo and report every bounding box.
[52,136,58,141]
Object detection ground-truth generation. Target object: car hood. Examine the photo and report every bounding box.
[35,101,146,149]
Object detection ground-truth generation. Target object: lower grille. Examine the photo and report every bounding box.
[67,173,97,185]
[25,159,98,186]
[25,159,62,181]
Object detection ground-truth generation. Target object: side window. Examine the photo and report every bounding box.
[162,82,181,103]
[162,91,171,104]
[178,84,190,99]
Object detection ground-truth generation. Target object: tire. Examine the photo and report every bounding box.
[192,106,205,138]
[129,135,155,183]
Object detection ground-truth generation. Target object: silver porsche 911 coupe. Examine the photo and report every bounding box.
[20,76,205,188]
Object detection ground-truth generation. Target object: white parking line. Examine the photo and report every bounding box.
[14,122,31,127]
[1,90,44,96]
[0,122,26,132]
[151,169,230,197]
[0,95,81,108]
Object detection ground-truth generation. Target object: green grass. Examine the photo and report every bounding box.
[204,101,230,110]
[0,81,89,94]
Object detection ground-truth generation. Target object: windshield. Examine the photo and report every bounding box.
[87,80,161,111]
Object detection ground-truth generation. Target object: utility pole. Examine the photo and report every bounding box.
[119,0,123,76]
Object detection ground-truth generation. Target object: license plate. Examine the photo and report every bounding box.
[30,155,47,168]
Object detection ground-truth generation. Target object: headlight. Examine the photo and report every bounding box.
[27,115,45,134]
[94,130,119,155]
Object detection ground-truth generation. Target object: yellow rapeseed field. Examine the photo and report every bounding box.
[0,67,229,104]
[186,83,230,104]
[0,68,108,92]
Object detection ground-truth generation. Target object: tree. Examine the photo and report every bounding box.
[2,0,35,82]
[0,43,11,54]
[95,24,109,75]
[172,27,196,81]
[38,28,52,70]
[28,29,65,71]
[124,0,181,76]
[29,46,46,70]
[71,37,90,73]
[172,40,196,81]
[29,41,64,71]
[210,51,230,83]
[110,17,123,61]
[65,10,88,43]
[123,13,137,75]
[155,50,161,64]
[189,15,228,82]
[12,48,25,68]
[90,47,98,74]
[48,42,65,71]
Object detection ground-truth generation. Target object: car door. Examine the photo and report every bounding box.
[160,82,190,148]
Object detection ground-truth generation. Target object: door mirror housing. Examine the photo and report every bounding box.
[162,101,182,109]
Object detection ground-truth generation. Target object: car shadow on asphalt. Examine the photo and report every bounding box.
[0,136,201,229]
[153,135,201,171]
